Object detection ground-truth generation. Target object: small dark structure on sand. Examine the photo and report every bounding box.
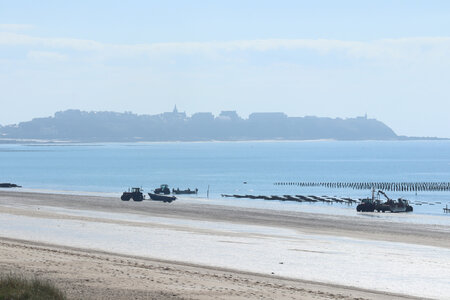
[0,183,21,188]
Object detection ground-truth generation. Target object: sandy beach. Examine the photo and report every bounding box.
[1,191,449,299]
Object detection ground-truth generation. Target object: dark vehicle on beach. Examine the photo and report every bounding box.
[357,189,413,213]
[172,188,198,195]
[154,184,171,195]
[374,190,413,212]
[376,198,413,213]
[148,193,176,203]
[356,198,378,212]
[121,187,144,201]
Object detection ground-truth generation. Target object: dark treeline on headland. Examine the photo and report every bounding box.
[0,107,402,142]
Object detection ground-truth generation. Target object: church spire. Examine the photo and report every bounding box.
[173,105,178,113]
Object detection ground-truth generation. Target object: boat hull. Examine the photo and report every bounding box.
[148,193,176,203]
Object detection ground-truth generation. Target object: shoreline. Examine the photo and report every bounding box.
[1,190,449,299]
[5,187,450,221]
[1,138,448,145]
[1,190,450,248]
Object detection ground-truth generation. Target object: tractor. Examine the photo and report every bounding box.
[121,187,144,201]
[356,198,377,212]
[154,184,171,195]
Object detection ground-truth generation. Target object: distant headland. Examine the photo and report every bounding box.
[0,107,444,143]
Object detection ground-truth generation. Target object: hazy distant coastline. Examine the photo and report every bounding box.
[0,108,444,143]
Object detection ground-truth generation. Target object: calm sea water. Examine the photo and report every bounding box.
[1,140,449,215]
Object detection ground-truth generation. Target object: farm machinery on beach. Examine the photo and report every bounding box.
[153,184,171,195]
[121,186,177,203]
[121,187,144,201]
[356,189,413,213]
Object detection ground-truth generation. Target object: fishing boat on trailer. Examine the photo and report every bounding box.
[148,193,177,203]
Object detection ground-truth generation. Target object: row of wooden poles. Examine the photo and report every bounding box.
[221,194,358,204]
[274,182,450,192]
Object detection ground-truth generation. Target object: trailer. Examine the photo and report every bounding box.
[148,193,176,203]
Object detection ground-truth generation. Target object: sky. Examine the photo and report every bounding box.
[1,0,450,137]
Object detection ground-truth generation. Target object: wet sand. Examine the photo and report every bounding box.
[1,191,449,248]
[0,191,448,299]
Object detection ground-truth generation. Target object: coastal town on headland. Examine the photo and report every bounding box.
[1,106,441,143]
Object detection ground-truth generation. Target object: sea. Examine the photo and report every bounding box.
[1,140,450,217]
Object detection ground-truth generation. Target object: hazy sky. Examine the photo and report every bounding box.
[1,1,450,137]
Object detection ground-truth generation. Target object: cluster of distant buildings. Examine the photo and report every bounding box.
[0,106,397,142]
[164,105,296,122]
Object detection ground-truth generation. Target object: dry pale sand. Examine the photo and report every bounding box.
[1,237,422,300]
[0,191,446,300]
